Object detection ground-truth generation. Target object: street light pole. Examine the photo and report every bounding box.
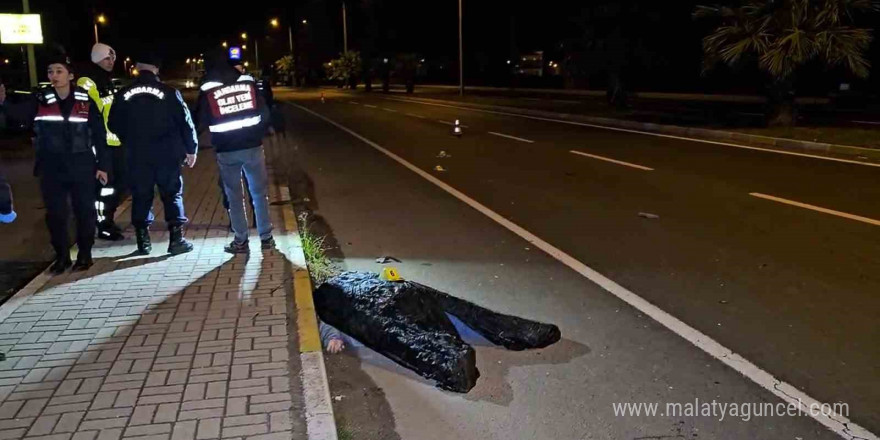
[21,0,36,87]
[288,25,294,54]
[255,39,260,71]
[458,0,463,96]
[342,1,348,54]
[94,23,99,44]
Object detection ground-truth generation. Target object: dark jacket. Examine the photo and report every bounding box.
[1,87,109,174]
[196,68,269,154]
[108,71,198,164]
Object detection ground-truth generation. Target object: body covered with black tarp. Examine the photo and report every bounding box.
[314,271,561,392]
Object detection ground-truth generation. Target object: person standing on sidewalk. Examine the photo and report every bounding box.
[108,53,197,256]
[0,55,109,273]
[197,50,274,254]
[77,43,126,241]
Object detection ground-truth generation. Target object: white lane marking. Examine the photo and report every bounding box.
[438,120,469,128]
[382,107,398,113]
[852,120,880,125]
[383,97,880,168]
[405,113,427,119]
[488,131,535,144]
[750,193,880,227]
[349,101,360,105]
[363,104,378,109]
[570,150,654,171]
[288,102,875,440]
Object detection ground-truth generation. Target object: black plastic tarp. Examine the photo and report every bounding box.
[314,271,561,392]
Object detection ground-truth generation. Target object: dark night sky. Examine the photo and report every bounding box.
[0,0,877,93]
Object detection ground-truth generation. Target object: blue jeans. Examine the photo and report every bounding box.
[216,146,273,243]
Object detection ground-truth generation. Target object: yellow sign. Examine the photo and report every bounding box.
[0,14,43,45]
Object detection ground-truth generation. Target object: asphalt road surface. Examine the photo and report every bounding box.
[274,89,878,440]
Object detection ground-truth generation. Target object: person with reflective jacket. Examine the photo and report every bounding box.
[197,50,273,254]
[108,53,197,256]
[0,55,109,273]
[77,43,127,241]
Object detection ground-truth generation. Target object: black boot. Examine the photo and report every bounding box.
[167,225,193,255]
[97,220,125,241]
[135,228,152,255]
[49,254,72,275]
[72,251,94,272]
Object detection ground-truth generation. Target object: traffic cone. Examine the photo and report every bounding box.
[321,92,325,103]
[453,119,462,137]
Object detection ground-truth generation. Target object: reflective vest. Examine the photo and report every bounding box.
[200,74,262,134]
[33,89,94,156]
[77,76,121,147]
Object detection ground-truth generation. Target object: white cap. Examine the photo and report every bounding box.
[91,43,116,64]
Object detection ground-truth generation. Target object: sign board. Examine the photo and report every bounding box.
[228,47,242,61]
[0,14,43,45]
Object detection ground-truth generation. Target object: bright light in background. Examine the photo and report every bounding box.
[302,19,308,24]
[96,14,106,24]
[241,32,247,40]
[222,41,228,48]
[270,18,279,28]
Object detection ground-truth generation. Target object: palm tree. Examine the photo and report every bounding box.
[274,56,295,86]
[696,0,878,126]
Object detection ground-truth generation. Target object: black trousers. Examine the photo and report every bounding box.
[96,146,128,224]
[38,154,96,257]
[130,161,187,229]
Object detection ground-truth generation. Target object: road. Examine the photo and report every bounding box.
[274,89,879,439]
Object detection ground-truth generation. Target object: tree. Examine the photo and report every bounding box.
[395,54,420,94]
[327,51,363,89]
[696,0,878,126]
[274,56,295,86]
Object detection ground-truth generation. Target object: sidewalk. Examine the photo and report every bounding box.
[0,139,332,440]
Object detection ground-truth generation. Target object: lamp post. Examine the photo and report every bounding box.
[270,18,294,54]
[94,14,106,44]
[342,2,348,54]
[21,0,37,87]
[458,0,463,96]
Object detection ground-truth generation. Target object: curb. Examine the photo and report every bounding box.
[273,183,338,440]
[376,94,880,163]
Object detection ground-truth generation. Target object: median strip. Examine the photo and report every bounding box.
[570,150,654,171]
[750,193,880,227]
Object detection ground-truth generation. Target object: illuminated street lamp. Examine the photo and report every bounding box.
[241,32,248,40]
[270,18,294,54]
[222,41,228,48]
[94,14,107,44]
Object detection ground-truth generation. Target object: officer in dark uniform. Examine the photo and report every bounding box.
[78,43,127,241]
[108,53,198,256]
[0,55,109,273]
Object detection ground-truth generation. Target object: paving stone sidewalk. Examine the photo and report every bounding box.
[0,144,306,440]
